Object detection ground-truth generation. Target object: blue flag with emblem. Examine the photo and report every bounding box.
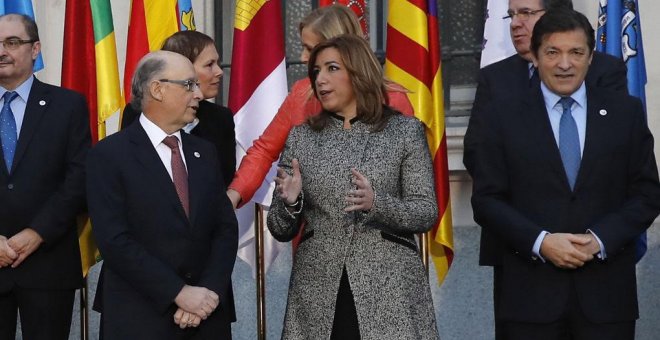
[596,0,647,261]
[1,0,44,72]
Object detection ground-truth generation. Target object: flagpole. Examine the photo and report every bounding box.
[419,233,430,274]
[80,278,89,340]
[254,204,267,340]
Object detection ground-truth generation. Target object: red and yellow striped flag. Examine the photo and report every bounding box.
[385,0,454,284]
[62,0,123,276]
[123,0,182,103]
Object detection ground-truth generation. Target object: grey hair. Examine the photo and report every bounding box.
[130,56,166,112]
[0,14,40,41]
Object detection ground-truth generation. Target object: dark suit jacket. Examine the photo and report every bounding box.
[87,121,238,339]
[465,52,628,266]
[470,84,660,323]
[0,78,89,292]
[121,100,236,185]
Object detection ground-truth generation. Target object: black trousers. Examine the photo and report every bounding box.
[330,268,360,340]
[0,287,75,340]
[496,269,635,340]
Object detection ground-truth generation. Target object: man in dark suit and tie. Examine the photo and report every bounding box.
[464,2,629,337]
[87,51,238,339]
[0,14,90,340]
[470,8,660,339]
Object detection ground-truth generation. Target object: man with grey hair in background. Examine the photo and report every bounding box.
[87,50,238,339]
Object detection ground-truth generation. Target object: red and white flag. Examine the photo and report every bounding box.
[228,0,288,274]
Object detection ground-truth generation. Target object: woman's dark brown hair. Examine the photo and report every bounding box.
[161,30,215,63]
[307,34,394,132]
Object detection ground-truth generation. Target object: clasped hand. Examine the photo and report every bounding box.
[173,285,220,329]
[540,233,601,269]
[0,229,43,268]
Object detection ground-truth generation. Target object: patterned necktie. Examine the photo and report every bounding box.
[162,136,189,217]
[0,91,19,172]
[558,97,580,190]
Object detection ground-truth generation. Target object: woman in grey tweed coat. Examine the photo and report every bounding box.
[268,35,440,340]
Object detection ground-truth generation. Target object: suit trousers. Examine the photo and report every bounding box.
[0,287,75,340]
[500,278,635,340]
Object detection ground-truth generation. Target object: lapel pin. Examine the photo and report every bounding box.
[193,152,200,158]
[39,100,46,106]
[599,109,607,116]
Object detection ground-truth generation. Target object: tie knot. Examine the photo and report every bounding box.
[3,91,18,105]
[559,97,574,111]
[162,136,179,150]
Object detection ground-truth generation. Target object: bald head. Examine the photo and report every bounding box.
[131,51,201,134]
[131,51,191,111]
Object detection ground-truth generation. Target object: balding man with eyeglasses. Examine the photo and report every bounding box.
[87,51,238,339]
[0,14,91,340]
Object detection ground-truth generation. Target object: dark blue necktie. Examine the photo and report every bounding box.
[558,97,580,190]
[0,91,19,172]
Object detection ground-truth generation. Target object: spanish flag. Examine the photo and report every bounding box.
[62,0,123,276]
[385,0,454,285]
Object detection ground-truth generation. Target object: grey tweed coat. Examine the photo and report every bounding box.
[268,111,440,340]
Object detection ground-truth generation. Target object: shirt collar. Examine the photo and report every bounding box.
[139,113,183,148]
[540,81,587,110]
[1,75,34,103]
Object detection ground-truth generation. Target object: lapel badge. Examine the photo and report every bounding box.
[193,151,200,158]
[39,100,46,106]
[599,109,607,116]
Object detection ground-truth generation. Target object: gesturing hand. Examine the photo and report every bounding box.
[540,233,594,269]
[345,168,374,212]
[174,285,219,320]
[274,158,302,205]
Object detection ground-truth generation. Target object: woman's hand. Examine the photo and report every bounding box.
[226,189,241,209]
[275,159,302,205]
[345,168,374,212]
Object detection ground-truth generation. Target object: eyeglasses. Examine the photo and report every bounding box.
[158,79,200,92]
[0,38,37,50]
[503,9,546,21]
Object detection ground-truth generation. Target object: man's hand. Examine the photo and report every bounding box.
[173,308,202,329]
[540,233,593,269]
[573,233,601,257]
[174,285,219,320]
[0,235,18,268]
[7,228,43,268]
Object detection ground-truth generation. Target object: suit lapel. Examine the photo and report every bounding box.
[574,87,607,191]
[12,78,48,173]
[520,85,571,187]
[128,123,190,225]
[181,133,205,227]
